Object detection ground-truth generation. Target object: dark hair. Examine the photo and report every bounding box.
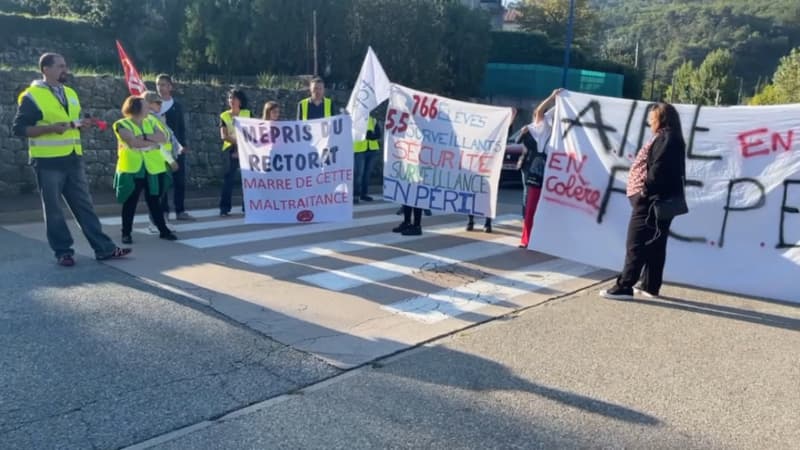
[39,53,62,72]
[156,74,173,85]
[228,88,248,109]
[651,103,682,132]
[262,101,280,120]
[651,102,686,146]
[121,96,146,118]
[310,77,324,87]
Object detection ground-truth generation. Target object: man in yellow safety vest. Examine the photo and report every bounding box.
[353,115,381,204]
[12,53,131,266]
[297,77,333,120]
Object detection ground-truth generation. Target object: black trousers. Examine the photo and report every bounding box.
[122,175,169,237]
[220,149,242,214]
[402,206,422,226]
[616,193,673,294]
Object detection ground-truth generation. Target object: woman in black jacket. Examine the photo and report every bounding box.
[601,102,687,300]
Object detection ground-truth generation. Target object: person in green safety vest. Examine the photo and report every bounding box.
[297,77,333,120]
[112,96,177,244]
[219,88,251,216]
[353,115,381,204]
[12,52,131,266]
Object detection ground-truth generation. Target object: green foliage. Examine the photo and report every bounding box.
[772,47,800,103]
[591,0,800,101]
[514,0,599,49]
[748,84,779,105]
[750,47,800,104]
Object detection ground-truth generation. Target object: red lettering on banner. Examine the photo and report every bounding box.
[543,151,601,213]
[739,128,796,158]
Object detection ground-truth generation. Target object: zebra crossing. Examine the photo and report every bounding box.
[3,200,610,368]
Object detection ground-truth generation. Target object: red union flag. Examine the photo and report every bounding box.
[115,40,146,95]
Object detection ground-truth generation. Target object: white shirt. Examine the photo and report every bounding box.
[160,98,175,117]
[526,113,553,152]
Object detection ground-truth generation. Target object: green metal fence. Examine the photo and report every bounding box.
[481,63,624,98]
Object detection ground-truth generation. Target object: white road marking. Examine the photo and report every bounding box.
[232,215,521,267]
[299,235,520,291]
[382,258,598,324]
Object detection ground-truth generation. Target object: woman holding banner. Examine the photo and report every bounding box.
[600,103,687,300]
[262,101,281,121]
[518,89,560,248]
[219,89,251,216]
[113,96,177,244]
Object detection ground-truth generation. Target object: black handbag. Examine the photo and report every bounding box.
[653,195,688,221]
[653,173,689,221]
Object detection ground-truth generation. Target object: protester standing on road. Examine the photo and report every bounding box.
[113,96,177,244]
[518,88,560,249]
[143,92,179,173]
[156,74,194,221]
[12,52,131,266]
[600,103,687,300]
[393,205,423,236]
[297,77,333,120]
[353,114,381,204]
[262,101,281,121]
[219,89,251,216]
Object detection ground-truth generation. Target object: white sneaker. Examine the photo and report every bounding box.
[634,287,659,299]
[147,224,159,235]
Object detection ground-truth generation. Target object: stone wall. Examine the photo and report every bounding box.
[0,70,351,197]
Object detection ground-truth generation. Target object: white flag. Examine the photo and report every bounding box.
[346,46,391,142]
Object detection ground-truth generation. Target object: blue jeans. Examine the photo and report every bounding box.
[34,156,117,259]
[354,150,378,198]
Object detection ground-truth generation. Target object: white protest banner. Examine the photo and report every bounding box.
[346,47,391,142]
[383,84,512,218]
[530,91,800,304]
[236,115,354,223]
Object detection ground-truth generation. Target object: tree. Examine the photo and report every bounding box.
[514,0,599,50]
[749,47,800,104]
[693,49,736,105]
[666,60,695,104]
[772,47,800,103]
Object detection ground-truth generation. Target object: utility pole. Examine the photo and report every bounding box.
[634,40,640,69]
[561,0,576,88]
[650,54,658,101]
[737,77,744,104]
[312,10,319,76]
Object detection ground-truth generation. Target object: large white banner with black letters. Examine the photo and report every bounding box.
[531,91,800,304]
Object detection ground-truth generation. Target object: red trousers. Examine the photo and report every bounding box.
[520,186,542,247]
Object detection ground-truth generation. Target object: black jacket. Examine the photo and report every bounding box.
[516,131,547,187]
[163,99,187,147]
[643,129,686,200]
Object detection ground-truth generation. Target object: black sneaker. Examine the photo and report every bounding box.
[484,223,492,233]
[401,225,422,236]
[466,221,475,231]
[159,232,178,241]
[599,286,634,300]
[354,197,360,204]
[424,209,432,216]
[634,286,659,299]
[392,222,411,233]
[360,195,374,202]
[121,235,133,244]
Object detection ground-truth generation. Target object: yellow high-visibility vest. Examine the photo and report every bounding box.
[18,84,82,158]
[299,97,332,120]
[354,116,380,153]
[220,109,251,151]
[113,118,167,174]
